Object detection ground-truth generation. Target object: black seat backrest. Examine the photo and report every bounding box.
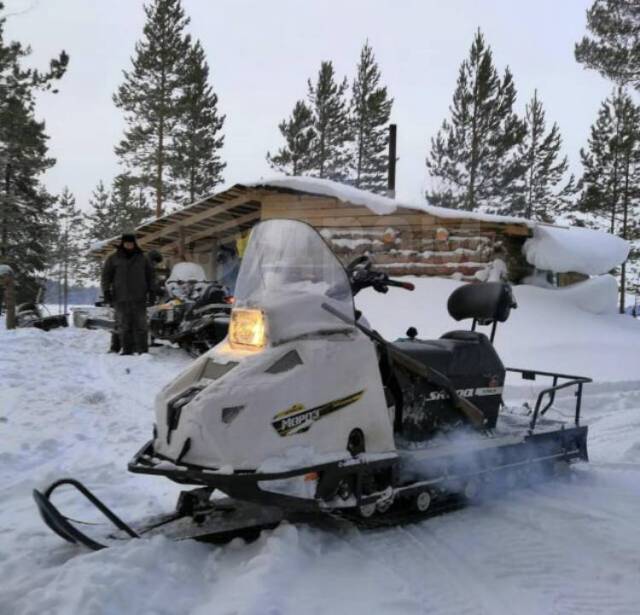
[447,282,517,325]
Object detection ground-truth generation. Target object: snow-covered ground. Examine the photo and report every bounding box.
[1,278,640,615]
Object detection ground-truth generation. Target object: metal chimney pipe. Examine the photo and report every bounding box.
[387,124,397,199]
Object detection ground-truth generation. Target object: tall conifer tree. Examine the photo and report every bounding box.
[578,87,640,309]
[85,181,113,243]
[511,90,574,220]
[51,188,85,311]
[110,173,153,231]
[84,180,113,281]
[350,41,393,193]
[307,61,352,181]
[0,3,68,304]
[172,40,225,203]
[426,30,526,211]
[114,0,191,217]
[575,0,640,89]
[267,100,316,176]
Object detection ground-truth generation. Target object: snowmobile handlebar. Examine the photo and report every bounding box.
[346,255,414,295]
[385,279,415,292]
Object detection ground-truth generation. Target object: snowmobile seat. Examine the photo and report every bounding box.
[392,338,456,374]
[394,331,500,377]
[447,282,516,325]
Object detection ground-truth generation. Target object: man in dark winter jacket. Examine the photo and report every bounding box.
[101,233,156,355]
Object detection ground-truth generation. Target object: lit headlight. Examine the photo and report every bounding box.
[229,308,267,349]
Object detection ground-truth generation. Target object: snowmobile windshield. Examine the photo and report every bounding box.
[234,219,355,344]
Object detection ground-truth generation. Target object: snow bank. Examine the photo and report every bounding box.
[523,224,629,275]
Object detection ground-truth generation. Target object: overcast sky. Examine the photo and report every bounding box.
[5,0,613,211]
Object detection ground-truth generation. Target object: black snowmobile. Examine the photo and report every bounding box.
[168,283,231,357]
[16,302,68,331]
[148,262,231,355]
[34,219,590,550]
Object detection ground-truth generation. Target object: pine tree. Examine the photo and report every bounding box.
[575,0,640,89]
[307,61,352,181]
[350,41,393,193]
[267,100,316,175]
[84,180,113,281]
[85,181,113,243]
[172,40,225,204]
[51,188,85,312]
[426,30,526,211]
[511,90,574,220]
[0,3,68,306]
[110,173,153,231]
[578,87,640,310]
[113,0,191,217]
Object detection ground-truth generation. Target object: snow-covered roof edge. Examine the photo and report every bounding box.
[247,176,537,227]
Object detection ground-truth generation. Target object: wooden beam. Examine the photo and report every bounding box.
[178,226,186,260]
[163,210,261,251]
[136,191,263,246]
[502,224,532,237]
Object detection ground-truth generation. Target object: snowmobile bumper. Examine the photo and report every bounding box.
[128,440,398,512]
[33,478,139,550]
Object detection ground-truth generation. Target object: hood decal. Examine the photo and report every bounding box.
[272,390,364,437]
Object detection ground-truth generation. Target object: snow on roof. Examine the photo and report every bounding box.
[523,224,630,276]
[249,176,630,275]
[248,176,536,227]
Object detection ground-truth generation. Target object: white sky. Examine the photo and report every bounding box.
[5,0,612,211]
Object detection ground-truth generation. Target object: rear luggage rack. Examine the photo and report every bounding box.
[506,368,592,432]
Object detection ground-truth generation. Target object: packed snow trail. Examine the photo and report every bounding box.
[1,280,640,614]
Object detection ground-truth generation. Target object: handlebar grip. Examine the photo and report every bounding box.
[386,279,415,291]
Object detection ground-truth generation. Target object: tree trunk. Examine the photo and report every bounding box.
[0,162,10,314]
[467,59,481,211]
[619,150,630,314]
[4,275,16,330]
[1,162,10,260]
[610,115,622,234]
[63,249,69,314]
[525,92,538,220]
[157,114,164,218]
[356,104,365,187]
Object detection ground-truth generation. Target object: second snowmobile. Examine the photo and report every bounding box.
[34,219,590,549]
[148,262,231,355]
[16,302,68,331]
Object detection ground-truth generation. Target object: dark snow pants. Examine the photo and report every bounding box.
[114,301,148,354]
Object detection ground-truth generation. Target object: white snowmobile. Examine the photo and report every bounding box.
[34,219,590,550]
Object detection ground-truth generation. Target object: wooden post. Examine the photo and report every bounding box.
[0,265,16,329]
[387,124,397,199]
[178,226,186,261]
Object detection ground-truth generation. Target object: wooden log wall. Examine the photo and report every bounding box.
[261,194,532,282]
